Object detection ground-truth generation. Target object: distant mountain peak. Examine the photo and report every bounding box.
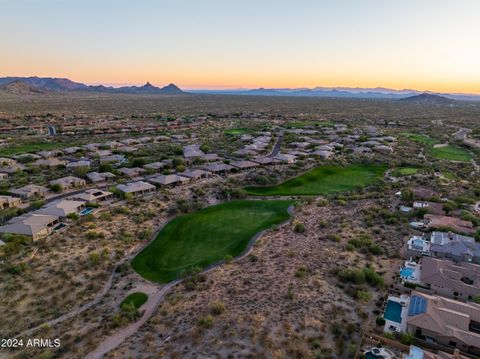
[0,76,186,95]
[399,93,455,104]
[0,80,46,95]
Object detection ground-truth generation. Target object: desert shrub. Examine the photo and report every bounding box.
[209,301,226,315]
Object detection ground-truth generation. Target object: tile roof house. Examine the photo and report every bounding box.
[148,174,190,187]
[143,162,165,171]
[251,156,275,165]
[0,195,22,209]
[179,169,210,180]
[32,157,67,167]
[406,291,480,353]
[86,172,116,183]
[36,199,85,218]
[118,167,145,178]
[274,154,296,163]
[9,184,48,200]
[425,214,475,234]
[71,189,113,203]
[230,160,260,170]
[420,256,480,301]
[0,213,59,241]
[203,163,234,174]
[66,160,91,170]
[117,181,156,197]
[49,176,86,191]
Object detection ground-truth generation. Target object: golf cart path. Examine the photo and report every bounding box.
[84,205,294,359]
[13,222,165,339]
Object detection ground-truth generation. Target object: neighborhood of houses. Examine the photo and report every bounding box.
[368,187,480,358]
[0,124,398,243]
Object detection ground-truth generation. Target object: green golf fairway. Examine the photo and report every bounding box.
[132,200,292,283]
[245,164,386,196]
[430,145,472,162]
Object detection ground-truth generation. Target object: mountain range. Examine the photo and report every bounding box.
[0,77,184,95]
[190,87,480,101]
[1,76,479,101]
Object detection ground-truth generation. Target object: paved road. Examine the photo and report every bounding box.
[268,131,284,157]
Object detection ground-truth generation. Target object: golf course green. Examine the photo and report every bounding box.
[131,200,292,283]
[390,167,421,177]
[430,145,472,162]
[402,132,472,162]
[245,164,386,196]
[120,292,148,309]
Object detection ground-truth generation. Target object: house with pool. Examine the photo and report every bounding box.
[405,235,430,258]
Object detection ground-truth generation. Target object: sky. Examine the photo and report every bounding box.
[1,0,480,93]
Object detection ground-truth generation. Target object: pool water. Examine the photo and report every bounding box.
[400,267,415,278]
[384,300,402,323]
[80,207,94,216]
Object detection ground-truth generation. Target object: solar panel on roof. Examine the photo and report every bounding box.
[408,296,427,316]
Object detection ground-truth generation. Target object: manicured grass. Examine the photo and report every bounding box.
[390,167,421,177]
[402,132,472,163]
[430,145,472,162]
[224,128,249,135]
[0,142,67,156]
[120,292,148,309]
[245,164,386,196]
[401,132,438,146]
[131,200,292,283]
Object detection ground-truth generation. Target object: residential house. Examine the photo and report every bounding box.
[86,171,116,183]
[251,156,275,165]
[230,160,260,170]
[201,153,220,162]
[425,214,475,234]
[66,160,91,171]
[49,176,86,191]
[274,154,296,163]
[118,167,145,178]
[406,291,480,353]
[99,154,126,165]
[9,184,48,200]
[117,181,156,197]
[143,162,165,172]
[0,213,59,241]
[32,157,67,167]
[419,256,480,301]
[203,163,234,175]
[179,169,210,181]
[36,199,85,219]
[0,195,22,209]
[148,174,190,187]
[71,189,113,203]
[0,173,8,181]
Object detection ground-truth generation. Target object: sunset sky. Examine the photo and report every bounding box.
[1,0,480,93]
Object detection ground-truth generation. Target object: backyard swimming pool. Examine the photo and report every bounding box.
[80,207,94,216]
[400,267,415,279]
[384,300,402,323]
